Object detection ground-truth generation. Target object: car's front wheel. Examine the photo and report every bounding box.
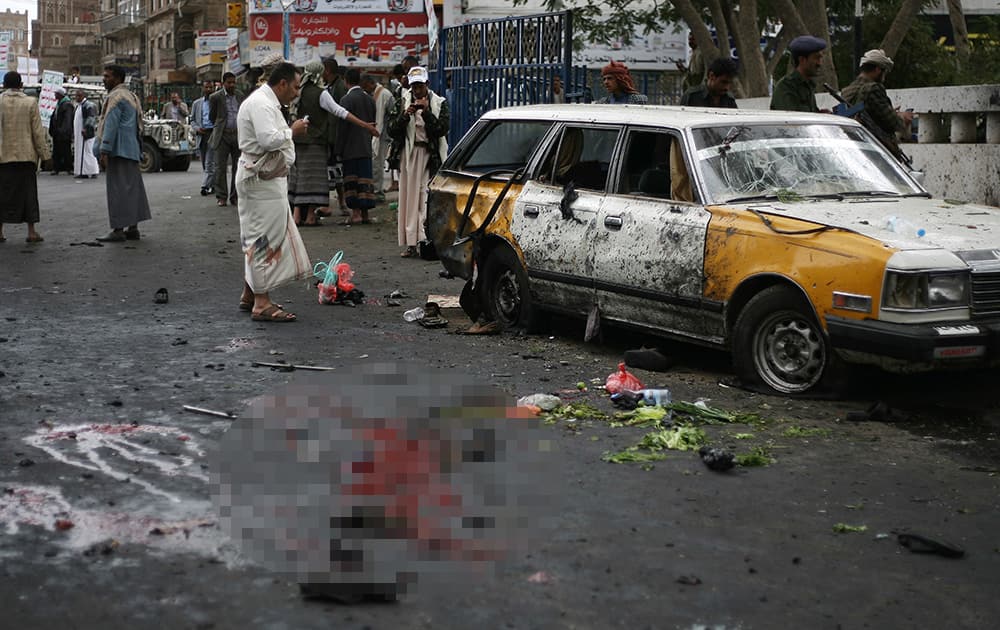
[139,141,161,173]
[732,285,830,394]
[481,246,534,329]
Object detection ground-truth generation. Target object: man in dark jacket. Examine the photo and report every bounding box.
[336,68,377,225]
[209,72,244,206]
[48,86,75,175]
[680,57,738,109]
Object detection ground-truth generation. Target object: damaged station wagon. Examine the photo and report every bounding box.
[426,105,1000,394]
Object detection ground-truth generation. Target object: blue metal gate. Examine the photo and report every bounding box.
[433,11,590,148]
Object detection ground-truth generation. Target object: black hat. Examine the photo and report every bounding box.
[788,36,827,57]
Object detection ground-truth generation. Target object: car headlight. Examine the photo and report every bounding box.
[882,271,969,309]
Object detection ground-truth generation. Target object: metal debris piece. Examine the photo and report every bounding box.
[250,361,336,371]
[182,405,236,419]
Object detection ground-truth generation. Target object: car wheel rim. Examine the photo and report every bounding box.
[140,152,151,171]
[494,269,521,325]
[752,312,825,393]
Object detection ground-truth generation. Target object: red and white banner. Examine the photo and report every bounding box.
[248,11,429,67]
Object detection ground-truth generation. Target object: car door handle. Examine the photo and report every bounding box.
[604,215,623,229]
[523,205,540,218]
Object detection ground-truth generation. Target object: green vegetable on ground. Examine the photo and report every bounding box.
[783,426,831,438]
[601,449,668,464]
[735,446,774,467]
[611,406,668,427]
[832,523,868,534]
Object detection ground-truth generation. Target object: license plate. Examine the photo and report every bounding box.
[179,141,189,151]
[933,345,985,359]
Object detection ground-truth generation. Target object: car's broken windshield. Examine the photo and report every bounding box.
[691,124,923,205]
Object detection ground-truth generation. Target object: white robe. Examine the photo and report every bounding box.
[73,102,99,176]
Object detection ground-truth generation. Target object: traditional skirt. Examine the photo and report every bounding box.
[343,157,376,211]
[0,162,40,224]
[288,143,330,207]
[106,157,152,230]
[237,170,312,294]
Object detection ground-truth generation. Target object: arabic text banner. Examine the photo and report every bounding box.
[249,12,429,67]
[248,0,423,15]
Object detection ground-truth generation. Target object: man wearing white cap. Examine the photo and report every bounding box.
[841,49,913,138]
[386,66,449,258]
[48,86,75,175]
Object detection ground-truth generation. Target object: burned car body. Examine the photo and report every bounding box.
[426,105,1000,394]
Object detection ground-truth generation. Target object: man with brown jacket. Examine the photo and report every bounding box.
[0,71,52,243]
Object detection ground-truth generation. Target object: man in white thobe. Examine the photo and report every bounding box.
[362,74,395,200]
[73,90,100,179]
[236,62,310,323]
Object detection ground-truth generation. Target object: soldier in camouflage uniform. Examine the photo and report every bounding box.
[841,49,913,139]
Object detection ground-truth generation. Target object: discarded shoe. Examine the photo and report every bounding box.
[153,288,169,304]
[624,347,673,372]
[897,533,965,558]
[417,301,448,328]
[698,446,735,472]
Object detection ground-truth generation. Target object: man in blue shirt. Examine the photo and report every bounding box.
[190,80,216,196]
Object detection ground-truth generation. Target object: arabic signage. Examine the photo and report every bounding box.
[38,70,64,127]
[248,0,423,14]
[249,12,429,67]
[197,30,229,67]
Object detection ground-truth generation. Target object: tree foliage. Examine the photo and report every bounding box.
[514,0,997,97]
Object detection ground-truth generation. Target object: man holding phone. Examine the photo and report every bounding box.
[386,66,449,258]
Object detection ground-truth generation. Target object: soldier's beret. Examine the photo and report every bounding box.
[788,36,828,56]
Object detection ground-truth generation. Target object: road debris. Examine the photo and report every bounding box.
[897,532,965,558]
[604,363,643,394]
[182,405,236,419]
[623,347,673,372]
[698,446,735,471]
[153,287,169,304]
[676,575,702,585]
[734,447,774,467]
[250,361,336,371]
[527,571,552,584]
[517,394,562,412]
[832,523,868,534]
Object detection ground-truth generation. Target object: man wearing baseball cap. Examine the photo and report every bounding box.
[770,35,827,113]
[386,66,449,258]
[841,49,913,137]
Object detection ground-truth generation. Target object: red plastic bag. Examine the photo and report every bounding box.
[605,363,644,395]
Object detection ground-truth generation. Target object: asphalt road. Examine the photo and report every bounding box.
[2,169,999,629]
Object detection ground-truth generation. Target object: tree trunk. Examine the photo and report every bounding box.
[704,0,732,58]
[727,0,770,97]
[880,0,923,59]
[670,0,724,65]
[765,26,793,76]
[947,0,971,68]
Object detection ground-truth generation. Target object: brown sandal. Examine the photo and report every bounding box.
[241,300,282,312]
[251,305,297,322]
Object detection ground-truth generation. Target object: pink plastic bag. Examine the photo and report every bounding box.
[605,363,644,395]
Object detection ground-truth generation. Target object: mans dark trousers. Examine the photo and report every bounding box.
[214,129,239,204]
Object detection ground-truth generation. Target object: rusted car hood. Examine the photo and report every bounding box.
[722,197,1000,252]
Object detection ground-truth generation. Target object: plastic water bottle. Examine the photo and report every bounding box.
[403,307,425,322]
[885,215,926,238]
[637,389,672,407]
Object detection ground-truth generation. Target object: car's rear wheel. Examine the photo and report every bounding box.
[481,246,534,329]
[732,285,829,394]
[140,141,161,173]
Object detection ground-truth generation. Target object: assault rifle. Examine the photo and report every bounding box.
[824,82,913,170]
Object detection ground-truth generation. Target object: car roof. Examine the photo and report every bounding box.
[481,104,859,129]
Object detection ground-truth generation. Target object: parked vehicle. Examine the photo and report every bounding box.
[140,111,196,173]
[426,104,1000,394]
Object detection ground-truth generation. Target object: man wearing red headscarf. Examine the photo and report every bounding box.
[596,60,648,105]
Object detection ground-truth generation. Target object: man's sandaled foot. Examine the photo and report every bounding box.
[240,300,281,312]
[251,305,296,322]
